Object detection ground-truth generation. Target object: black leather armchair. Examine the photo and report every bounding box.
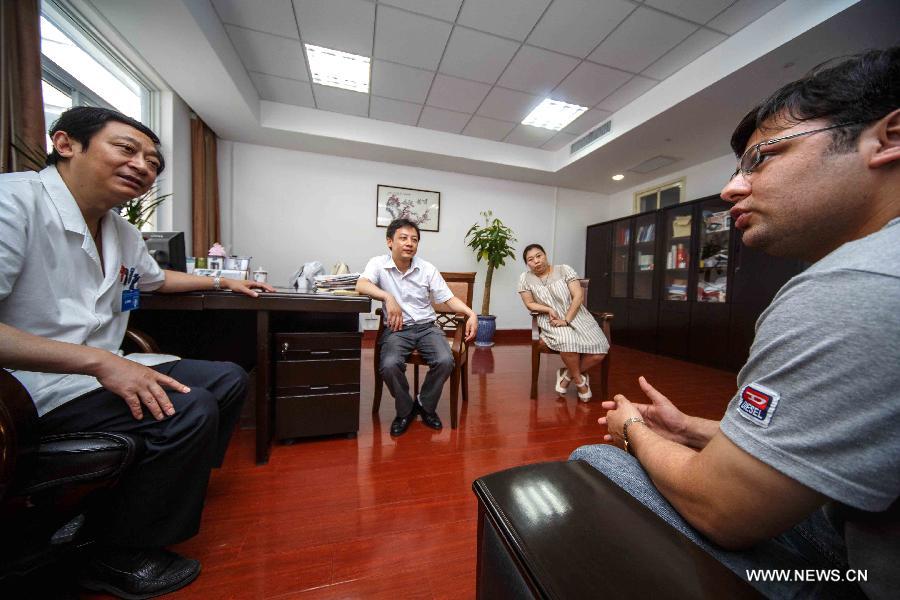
[0,368,143,593]
[473,461,761,599]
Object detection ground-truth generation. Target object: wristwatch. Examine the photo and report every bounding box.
[622,417,645,455]
[212,276,222,291]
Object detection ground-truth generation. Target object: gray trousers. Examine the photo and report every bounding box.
[379,322,454,417]
[570,444,865,599]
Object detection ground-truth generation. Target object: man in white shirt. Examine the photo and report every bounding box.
[0,107,273,599]
[357,219,477,436]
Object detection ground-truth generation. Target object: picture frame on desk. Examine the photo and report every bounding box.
[376,184,440,232]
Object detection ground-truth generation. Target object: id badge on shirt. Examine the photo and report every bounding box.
[121,288,140,311]
[119,265,141,312]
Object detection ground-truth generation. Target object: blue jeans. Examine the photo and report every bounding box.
[570,444,865,599]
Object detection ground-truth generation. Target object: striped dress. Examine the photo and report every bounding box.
[517,264,609,354]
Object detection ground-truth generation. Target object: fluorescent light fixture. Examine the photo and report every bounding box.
[521,98,588,131]
[612,174,624,181]
[305,43,370,93]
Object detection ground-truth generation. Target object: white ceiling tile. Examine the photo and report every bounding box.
[595,75,658,112]
[588,7,697,73]
[371,60,434,104]
[370,96,422,126]
[504,124,556,147]
[439,27,519,84]
[527,0,635,58]
[542,131,578,151]
[457,0,551,41]
[425,74,491,113]
[462,116,517,141]
[563,108,612,135]
[226,25,307,80]
[212,0,298,39]
[642,28,727,80]
[644,0,734,25]
[497,45,579,96]
[476,87,541,122]
[249,72,315,107]
[706,0,785,35]
[374,6,453,71]
[379,0,463,22]
[294,0,375,56]
[418,106,470,134]
[313,84,369,117]
[552,62,631,107]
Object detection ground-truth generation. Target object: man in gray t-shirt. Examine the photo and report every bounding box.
[573,47,900,599]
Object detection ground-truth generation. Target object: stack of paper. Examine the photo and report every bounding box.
[314,273,361,295]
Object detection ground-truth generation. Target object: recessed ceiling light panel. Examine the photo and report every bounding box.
[522,98,588,131]
[305,43,370,93]
[612,174,624,181]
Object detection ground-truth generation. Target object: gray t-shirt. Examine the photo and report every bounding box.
[721,218,899,598]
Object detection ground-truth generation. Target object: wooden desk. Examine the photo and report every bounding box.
[130,289,370,464]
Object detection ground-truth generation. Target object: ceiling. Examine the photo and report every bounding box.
[214,0,776,150]
[88,0,899,194]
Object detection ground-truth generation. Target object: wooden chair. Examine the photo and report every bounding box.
[529,278,613,400]
[372,272,476,429]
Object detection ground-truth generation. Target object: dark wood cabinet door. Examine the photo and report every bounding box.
[585,223,612,311]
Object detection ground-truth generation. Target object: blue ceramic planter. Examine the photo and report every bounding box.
[475,315,496,347]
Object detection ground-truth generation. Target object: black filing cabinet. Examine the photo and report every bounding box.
[274,332,361,439]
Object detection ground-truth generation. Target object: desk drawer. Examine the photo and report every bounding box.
[276,358,360,389]
[275,392,359,439]
[275,332,361,360]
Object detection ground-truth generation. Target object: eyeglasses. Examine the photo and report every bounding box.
[729,121,863,180]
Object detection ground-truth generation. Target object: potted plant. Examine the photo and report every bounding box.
[119,187,171,228]
[465,210,517,347]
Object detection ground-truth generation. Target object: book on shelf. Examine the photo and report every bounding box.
[635,223,655,243]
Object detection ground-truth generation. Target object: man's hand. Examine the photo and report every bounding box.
[222,278,275,297]
[599,376,691,445]
[94,354,190,420]
[599,391,643,447]
[384,295,403,331]
[464,313,478,342]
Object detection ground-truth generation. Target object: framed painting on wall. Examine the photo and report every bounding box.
[376,185,441,232]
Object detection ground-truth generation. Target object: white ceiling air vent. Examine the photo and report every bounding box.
[628,155,681,174]
[570,120,611,154]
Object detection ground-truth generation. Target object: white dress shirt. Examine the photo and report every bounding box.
[0,166,173,416]
[360,254,453,325]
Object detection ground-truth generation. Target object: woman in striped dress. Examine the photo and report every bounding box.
[517,244,609,401]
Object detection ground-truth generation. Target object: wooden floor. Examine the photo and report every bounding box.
[84,343,739,600]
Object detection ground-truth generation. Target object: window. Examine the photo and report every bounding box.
[39,0,152,150]
[634,178,684,213]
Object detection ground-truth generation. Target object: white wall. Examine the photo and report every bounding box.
[154,91,193,250]
[603,153,737,216]
[217,143,737,329]
[219,141,612,329]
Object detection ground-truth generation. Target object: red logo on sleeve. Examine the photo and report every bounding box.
[736,383,780,427]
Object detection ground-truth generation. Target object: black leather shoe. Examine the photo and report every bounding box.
[79,547,201,600]
[390,413,413,436]
[420,410,443,430]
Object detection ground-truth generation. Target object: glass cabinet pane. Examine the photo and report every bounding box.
[697,201,733,302]
[611,220,630,298]
[632,214,656,300]
[663,206,692,301]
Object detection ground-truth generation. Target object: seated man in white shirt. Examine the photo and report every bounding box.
[357,219,477,436]
[0,106,274,599]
